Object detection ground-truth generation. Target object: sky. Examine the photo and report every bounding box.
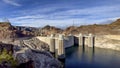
[0,0,120,27]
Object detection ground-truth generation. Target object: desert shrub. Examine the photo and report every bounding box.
[0,48,18,68]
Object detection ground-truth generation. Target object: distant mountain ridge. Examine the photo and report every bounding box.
[0,22,38,41]
[63,18,120,35]
[0,18,120,41]
[110,19,120,25]
[41,25,63,35]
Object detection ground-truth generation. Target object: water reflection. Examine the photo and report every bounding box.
[65,46,120,68]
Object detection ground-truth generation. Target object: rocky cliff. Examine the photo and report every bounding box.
[0,22,16,41]
[95,35,120,51]
[0,22,39,42]
[110,19,120,26]
[0,37,62,68]
[14,26,38,37]
[13,37,62,68]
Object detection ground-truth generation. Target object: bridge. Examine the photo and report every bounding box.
[36,33,95,59]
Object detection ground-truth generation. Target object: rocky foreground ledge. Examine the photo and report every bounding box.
[0,37,62,68]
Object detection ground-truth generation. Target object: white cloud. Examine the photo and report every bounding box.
[52,4,120,18]
[8,4,120,27]
[9,16,87,27]
[9,15,120,27]
[2,0,21,6]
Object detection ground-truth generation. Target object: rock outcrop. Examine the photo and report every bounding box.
[15,48,61,68]
[95,35,120,51]
[13,37,61,68]
[0,37,62,68]
[39,25,63,36]
[22,38,49,51]
[110,19,120,26]
[14,26,38,37]
[63,18,120,35]
[0,22,16,41]
[0,22,38,42]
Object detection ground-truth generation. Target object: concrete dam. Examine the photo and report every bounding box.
[36,33,95,58]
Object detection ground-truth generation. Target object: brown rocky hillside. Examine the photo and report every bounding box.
[1,18,120,40]
[63,18,120,35]
[0,22,37,41]
[110,19,120,26]
[0,22,16,40]
[40,25,63,36]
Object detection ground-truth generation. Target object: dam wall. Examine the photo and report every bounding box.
[36,35,74,49]
[36,34,74,58]
[64,35,74,48]
[75,34,120,51]
[36,34,120,59]
[36,37,51,46]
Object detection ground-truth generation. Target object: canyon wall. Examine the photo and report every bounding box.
[94,35,120,51]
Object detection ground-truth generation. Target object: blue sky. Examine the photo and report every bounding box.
[0,0,120,27]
